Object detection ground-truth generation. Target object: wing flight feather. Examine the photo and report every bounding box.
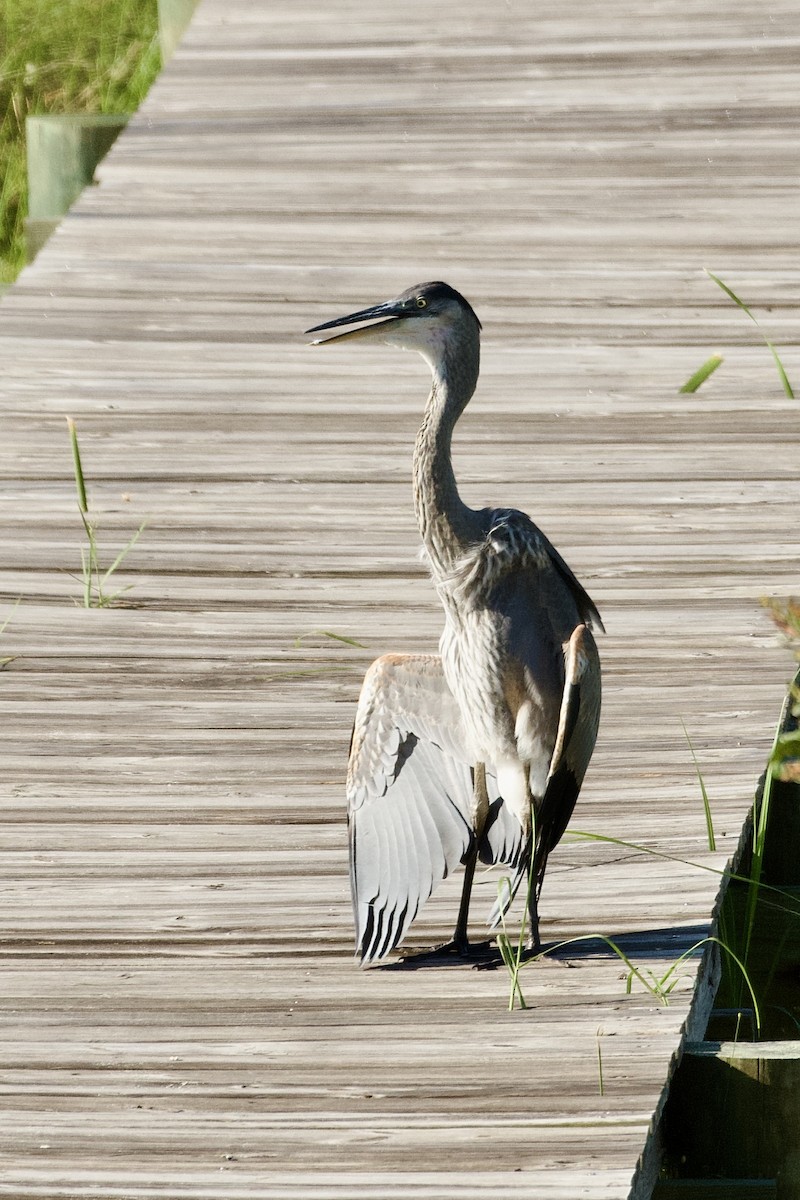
[347,654,476,963]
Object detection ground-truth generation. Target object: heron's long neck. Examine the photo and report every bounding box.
[412,342,481,574]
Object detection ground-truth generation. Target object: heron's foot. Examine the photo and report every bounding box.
[525,933,542,956]
[448,936,497,961]
[525,915,542,956]
[397,937,499,967]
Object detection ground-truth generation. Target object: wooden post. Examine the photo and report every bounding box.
[158,0,199,62]
[25,114,128,261]
[659,1042,800,1198]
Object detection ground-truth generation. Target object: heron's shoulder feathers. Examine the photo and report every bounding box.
[444,507,604,632]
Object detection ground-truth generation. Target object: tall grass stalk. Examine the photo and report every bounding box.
[681,719,716,851]
[66,417,145,607]
[496,800,538,1010]
[496,876,528,1011]
[658,935,762,1035]
[0,0,160,281]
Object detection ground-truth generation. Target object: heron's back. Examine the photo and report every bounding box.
[434,508,585,796]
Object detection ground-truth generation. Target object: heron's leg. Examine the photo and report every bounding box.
[453,840,479,954]
[526,835,549,952]
[452,762,490,954]
[400,767,494,962]
[526,884,542,953]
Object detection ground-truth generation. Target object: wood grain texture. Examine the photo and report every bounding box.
[0,0,798,1196]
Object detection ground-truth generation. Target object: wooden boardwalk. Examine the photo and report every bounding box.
[0,1,798,1195]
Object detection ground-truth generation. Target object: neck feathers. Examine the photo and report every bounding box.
[412,338,481,572]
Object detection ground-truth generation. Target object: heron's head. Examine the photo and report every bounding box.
[305,281,481,370]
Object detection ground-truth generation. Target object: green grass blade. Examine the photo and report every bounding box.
[294,630,367,649]
[0,597,21,637]
[66,419,144,607]
[681,719,716,850]
[705,270,752,316]
[496,875,528,1011]
[679,353,723,394]
[657,935,761,1035]
[705,270,795,398]
[497,799,538,1011]
[569,828,800,918]
[596,1033,605,1097]
[535,934,669,1006]
[80,510,101,607]
[569,829,723,878]
[766,340,795,399]
[78,544,91,608]
[98,521,147,586]
[94,585,134,608]
[0,598,21,668]
[66,417,89,514]
[709,937,762,1036]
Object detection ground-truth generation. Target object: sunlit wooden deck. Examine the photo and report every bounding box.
[0,1,798,1196]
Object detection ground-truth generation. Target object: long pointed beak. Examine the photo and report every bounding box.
[305,300,403,345]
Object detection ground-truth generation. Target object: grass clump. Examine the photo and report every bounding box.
[0,0,160,282]
[67,417,146,607]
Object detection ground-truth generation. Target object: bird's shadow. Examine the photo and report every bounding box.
[380,924,711,972]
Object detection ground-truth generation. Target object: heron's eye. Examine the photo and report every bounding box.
[415,296,427,309]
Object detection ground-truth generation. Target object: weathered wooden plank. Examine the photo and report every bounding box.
[0,0,798,1197]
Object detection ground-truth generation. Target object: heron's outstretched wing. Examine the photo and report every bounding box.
[488,623,601,928]
[347,653,476,964]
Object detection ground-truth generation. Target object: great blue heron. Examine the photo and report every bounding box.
[307,281,602,965]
